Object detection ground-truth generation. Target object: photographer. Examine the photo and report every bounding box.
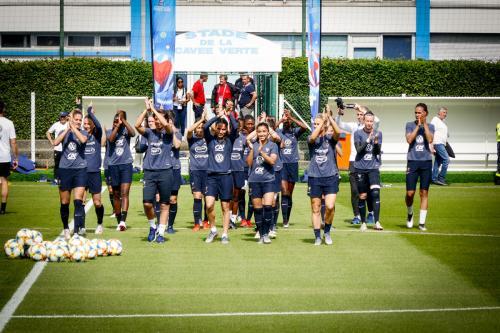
[334,98,379,225]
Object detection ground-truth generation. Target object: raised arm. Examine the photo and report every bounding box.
[121,116,136,138]
[258,143,277,166]
[246,139,254,167]
[327,115,341,141]
[406,121,419,144]
[187,111,207,139]
[70,120,87,144]
[53,126,71,146]
[172,131,182,150]
[134,109,148,136]
[87,105,102,139]
[203,114,218,140]
[229,113,239,141]
[308,117,325,144]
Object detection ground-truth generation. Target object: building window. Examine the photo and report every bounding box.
[36,36,60,47]
[354,47,376,59]
[100,36,127,47]
[322,35,347,58]
[1,34,30,48]
[68,35,95,47]
[383,35,411,59]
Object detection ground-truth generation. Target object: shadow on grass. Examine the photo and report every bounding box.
[402,234,500,302]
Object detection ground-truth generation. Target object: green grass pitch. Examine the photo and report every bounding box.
[1,182,499,332]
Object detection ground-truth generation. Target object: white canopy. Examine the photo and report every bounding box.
[174,29,282,73]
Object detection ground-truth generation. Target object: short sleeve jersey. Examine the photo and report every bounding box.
[0,117,16,163]
[188,135,208,171]
[59,130,88,169]
[353,129,382,170]
[106,127,133,166]
[307,134,339,178]
[277,127,303,163]
[248,141,279,183]
[170,131,182,170]
[142,128,173,170]
[84,113,103,172]
[231,133,246,172]
[406,122,435,161]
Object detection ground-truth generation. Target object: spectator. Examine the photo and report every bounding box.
[211,74,237,111]
[237,75,257,118]
[431,107,449,186]
[191,73,208,121]
[46,111,69,184]
[173,77,189,136]
[0,100,18,214]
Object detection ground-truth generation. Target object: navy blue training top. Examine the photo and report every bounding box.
[59,130,88,169]
[84,111,103,173]
[307,134,339,178]
[188,134,208,171]
[277,127,304,164]
[353,129,382,171]
[142,128,173,171]
[203,114,238,174]
[231,133,246,172]
[106,127,133,166]
[248,140,279,183]
[406,122,435,161]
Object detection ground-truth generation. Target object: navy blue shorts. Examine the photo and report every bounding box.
[307,175,339,198]
[249,182,275,199]
[205,173,232,201]
[282,162,299,183]
[108,163,133,187]
[190,169,207,193]
[355,169,381,194]
[143,169,173,204]
[232,170,246,189]
[58,168,88,191]
[273,170,282,192]
[87,171,102,194]
[104,168,111,186]
[172,168,182,192]
[406,160,432,191]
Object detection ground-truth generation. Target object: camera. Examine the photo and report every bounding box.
[335,97,355,110]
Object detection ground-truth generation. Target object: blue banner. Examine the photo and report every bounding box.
[150,0,176,109]
[306,0,321,123]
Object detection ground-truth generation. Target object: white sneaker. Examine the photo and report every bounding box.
[324,233,333,245]
[406,214,414,229]
[314,237,322,246]
[78,228,86,236]
[110,213,116,218]
[263,235,272,244]
[418,224,427,231]
[117,221,127,231]
[360,223,367,232]
[63,229,71,240]
[374,222,383,231]
[269,230,277,239]
[95,224,103,235]
[254,231,260,239]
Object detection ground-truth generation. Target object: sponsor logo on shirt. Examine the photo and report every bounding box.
[194,145,207,153]
[151,147,162,155]
[255,167,264,174]
[231,153,241,160]
[416,135,424,152]
[215,144,225,152]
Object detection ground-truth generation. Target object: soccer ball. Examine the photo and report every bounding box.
[43,241,54,254]
[69,235,85,248]
[29,243,47,261]
[86,239,98,260]
[95,239,108,256]
[16,228,32,246]
[4,239,23,259]
[31,230,43,244]
[69,245,86,262]
[48,245,66,262]
[107,239,123,256]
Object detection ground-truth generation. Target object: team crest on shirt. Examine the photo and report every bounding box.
[366,144,373,152]
[285,139,292,147]
[256,156,264,165]
[68,142,77,151]
[215,153,224,163]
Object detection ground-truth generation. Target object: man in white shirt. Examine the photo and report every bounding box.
[46,112,69,183]
[0,100,18,214]
[431,107,449,186]
[335,104,380,224]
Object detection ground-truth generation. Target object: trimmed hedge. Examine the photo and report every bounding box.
[0,58,499,139]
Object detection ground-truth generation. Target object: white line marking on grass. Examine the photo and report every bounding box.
[121,227,500,238]
[10,306,500,319]
[0,187,106,332]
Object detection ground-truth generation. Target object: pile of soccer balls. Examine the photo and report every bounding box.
[4,228,122,262]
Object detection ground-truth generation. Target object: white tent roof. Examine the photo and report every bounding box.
[174,29,282,73]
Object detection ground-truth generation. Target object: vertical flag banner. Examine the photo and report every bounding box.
[150,0,176,109]
[306,0,321,122]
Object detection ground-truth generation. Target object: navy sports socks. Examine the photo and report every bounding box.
[288,196,293,221]
[367,191,374,213]
[272,195,280,228]
[358,199,366,223]
[108,193,114,209]
[74,199,85,232]
[371,189,381,222]
[238,191,246,220]
[95,205,104,225]
[120,211,127,222]
[324,223,332,234]
[0,202,6,213]
[281,195,290,223]
[203,202,208,222]
[313,228,321,239]
[168,203,178,228]
[193,198,202,225]
[60,203,70,229]
[263,205,273,236]
[254,207,263,233]
[247,199,254,221]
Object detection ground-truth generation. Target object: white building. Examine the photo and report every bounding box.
[0,0,499,61]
